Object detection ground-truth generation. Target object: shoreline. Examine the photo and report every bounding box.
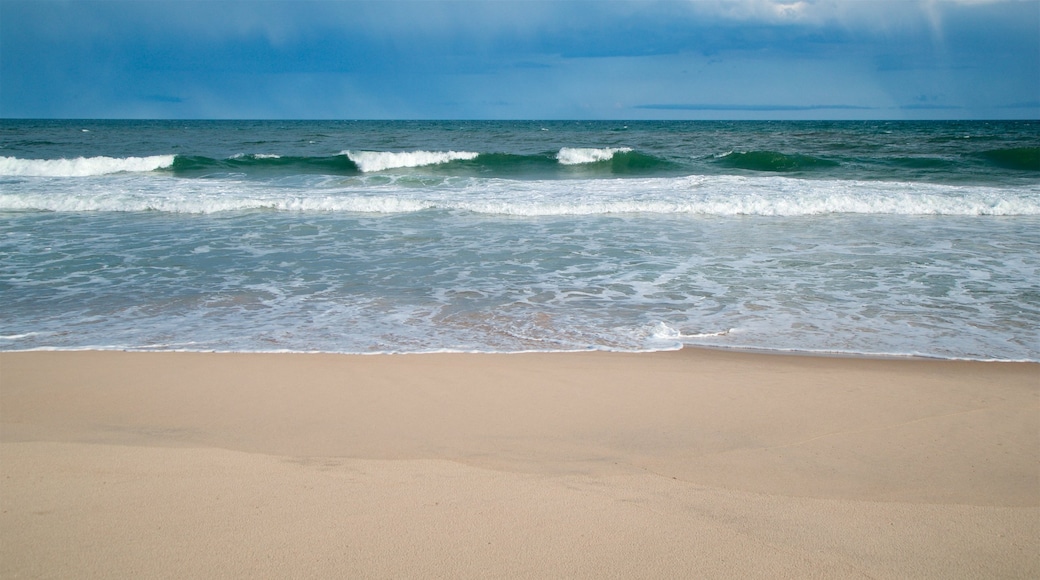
[2,348,1037,578]
[3,343,1037,363]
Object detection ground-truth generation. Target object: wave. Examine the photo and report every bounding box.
[342,148,673,175]
[4,175,1036,216]
[463,152,560,175]
[4,146,1034,184]
[343,150,479,172]
[0,155,176,177]
[1,148,679,180]
[556,148,677,174]
[714,150,840,172]
[977,147,1040,171]
[556,147,632,165]
[171,154,360,176]
[881,156,956,170]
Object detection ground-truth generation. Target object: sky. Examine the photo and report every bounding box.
[1,0,1037,120]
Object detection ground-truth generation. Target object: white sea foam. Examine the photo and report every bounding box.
[343,150,479,172]
[451,176,1040,217]
[4,197,1036,360]
[231,153,282,159]
[2,174,1037,216]
[556,147,632,165]
[0,332,42,340]
[0,155,176,177]
[0,192,431,214]
[649,322,731,340]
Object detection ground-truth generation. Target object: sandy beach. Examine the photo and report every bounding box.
[1,348,1037,578]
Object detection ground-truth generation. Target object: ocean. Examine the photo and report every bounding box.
[1,120,1038,360]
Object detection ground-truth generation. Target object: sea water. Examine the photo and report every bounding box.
[2,120,1038,360]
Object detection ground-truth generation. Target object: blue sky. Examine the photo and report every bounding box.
[2,0,1037,119]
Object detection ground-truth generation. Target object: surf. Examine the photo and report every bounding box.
[4,173,1037,216]
[343,150,479,172]
[0,155,176,177]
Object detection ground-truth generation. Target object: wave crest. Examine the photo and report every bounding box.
[0,155,176,177]
[343,150,479,172]
[556,147,633,165]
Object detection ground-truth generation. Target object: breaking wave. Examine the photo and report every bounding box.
[556,147,632,165]
[0,155,176,177]
[343,150,480,172]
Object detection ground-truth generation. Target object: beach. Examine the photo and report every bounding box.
[3,3,1039,576]
[2,349,1037,578]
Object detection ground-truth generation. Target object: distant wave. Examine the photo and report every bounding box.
[4,175,1036,216]
[0,155,175,177]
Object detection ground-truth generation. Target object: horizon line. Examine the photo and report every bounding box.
[2,117,1038,122]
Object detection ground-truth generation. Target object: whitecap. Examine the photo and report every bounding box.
[0,155,176,177]
[556,147,632,165]
[342,150,479,172]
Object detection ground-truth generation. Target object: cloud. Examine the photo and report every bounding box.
[686,0,831,24]
[1,0,1036,119]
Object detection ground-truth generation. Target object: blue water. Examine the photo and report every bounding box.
[2,120,1038,359]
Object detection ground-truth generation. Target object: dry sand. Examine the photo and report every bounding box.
[1,349,1037,578]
